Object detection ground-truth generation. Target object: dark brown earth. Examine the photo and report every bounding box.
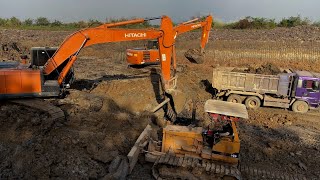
[0,27,320,179]
[232,63,282,75]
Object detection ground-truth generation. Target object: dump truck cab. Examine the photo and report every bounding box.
[294,71,320,108]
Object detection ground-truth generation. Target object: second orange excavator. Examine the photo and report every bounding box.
[126,15,213,65]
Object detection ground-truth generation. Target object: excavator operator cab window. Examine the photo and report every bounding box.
[203,113,234,146]
[146,40,159,50]
[30,47,58,67]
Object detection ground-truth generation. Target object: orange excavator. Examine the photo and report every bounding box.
[126,15,213,65]
[0,15,208,117]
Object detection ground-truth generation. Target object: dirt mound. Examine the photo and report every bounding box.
[232,63,282,75]
[0,94,154,179]
[239,108,320,179]
[0,41,28,61]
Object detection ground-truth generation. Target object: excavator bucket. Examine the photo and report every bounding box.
[167,89,188,114]
[184,48,205,64]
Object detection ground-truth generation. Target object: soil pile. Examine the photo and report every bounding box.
[0,94,154,179]
[0,41,28,61]
[232,62,282,75]
[239,108,320,179]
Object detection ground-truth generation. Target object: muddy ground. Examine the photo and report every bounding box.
[0,27,320,179]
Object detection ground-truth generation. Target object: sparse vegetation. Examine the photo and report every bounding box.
[225,16,277,29]
[279,15,311,27]
[0,15,319,31]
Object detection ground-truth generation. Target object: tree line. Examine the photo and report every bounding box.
[219,16,320,29]
[0,16,319,30]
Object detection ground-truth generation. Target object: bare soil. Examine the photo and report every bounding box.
[0,27,320,179]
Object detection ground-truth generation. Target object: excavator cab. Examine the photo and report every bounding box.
[146,40,159,50]
[30,47,58,67]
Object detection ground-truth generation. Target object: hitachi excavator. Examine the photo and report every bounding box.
[0,15,206,122]
[126,15,213,65]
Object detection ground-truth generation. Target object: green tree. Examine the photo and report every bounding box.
[51,20,62,26]
[279,16,310,27]
[35,17,50,26]
[9,16,21,26]
[0,18,7,26]
[23,18,33,26]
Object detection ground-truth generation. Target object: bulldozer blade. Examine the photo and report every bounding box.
[184,48,205,64]
[167,89,187,114]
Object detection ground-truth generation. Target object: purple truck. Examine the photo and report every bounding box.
[212,70,320,113]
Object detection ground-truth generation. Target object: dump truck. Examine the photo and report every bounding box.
[212,69,320,113]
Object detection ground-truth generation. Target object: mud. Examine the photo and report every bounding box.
[0,27,320,179]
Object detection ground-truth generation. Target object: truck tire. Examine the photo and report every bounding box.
[227,94,242,104]
[292,101,309,113]
[245,96,261,109]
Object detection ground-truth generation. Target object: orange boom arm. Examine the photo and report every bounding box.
[42,16,176,87]
[174,15,213,51]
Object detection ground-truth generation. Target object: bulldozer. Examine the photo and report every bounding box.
[127,100,307,180]
[128,100,247,179]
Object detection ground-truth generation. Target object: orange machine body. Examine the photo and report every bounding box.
[161,121,240,165]
[126,15,213,65]
[0,68,43,97]
[0,16,180,99]
[126,49,159,65]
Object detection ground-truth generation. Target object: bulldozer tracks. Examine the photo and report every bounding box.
[9,99,65,122]
[152,153,307,180]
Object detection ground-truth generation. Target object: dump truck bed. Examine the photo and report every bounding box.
[212,70,293,96]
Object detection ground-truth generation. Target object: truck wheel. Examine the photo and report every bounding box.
[245,96,261,109]
[227,94,242,104]
[292,101,309,113]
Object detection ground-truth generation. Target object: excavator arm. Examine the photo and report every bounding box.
[174,15,213,51]
[43,16,175,87]
[171,15,213,67]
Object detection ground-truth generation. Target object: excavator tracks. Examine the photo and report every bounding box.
[152,154,307,180]
[9,99,65,122]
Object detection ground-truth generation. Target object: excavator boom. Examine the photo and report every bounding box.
[41,16,177,88]
[43,29,162,75]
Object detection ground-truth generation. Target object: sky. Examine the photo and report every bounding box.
[0,0,319,23]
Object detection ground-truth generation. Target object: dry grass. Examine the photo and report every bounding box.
[177,40,320,72]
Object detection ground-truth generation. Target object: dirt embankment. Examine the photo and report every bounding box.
[0,93,155,179]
